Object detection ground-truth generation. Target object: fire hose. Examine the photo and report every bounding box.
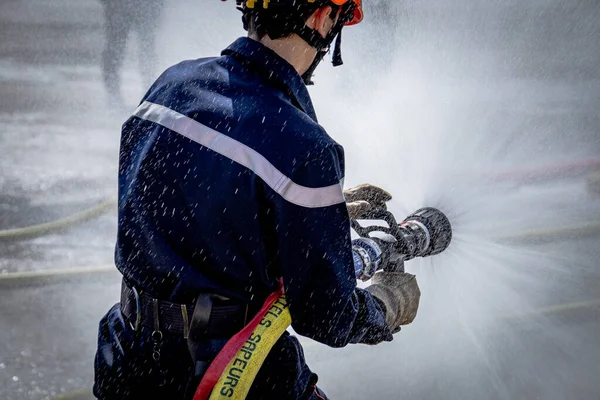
[194,207,453,399]
[0,198,116,242]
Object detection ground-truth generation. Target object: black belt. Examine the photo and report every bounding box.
[120,280,250,338]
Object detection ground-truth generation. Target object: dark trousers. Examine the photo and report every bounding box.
[100,0,164,100]
[94,304,330,399]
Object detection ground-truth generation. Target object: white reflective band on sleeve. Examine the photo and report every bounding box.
[133,101,346,208]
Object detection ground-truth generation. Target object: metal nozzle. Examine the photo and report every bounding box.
[350,206,452,273]
[398,207,453,259]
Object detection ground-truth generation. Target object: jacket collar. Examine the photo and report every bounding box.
[222,37,318,122]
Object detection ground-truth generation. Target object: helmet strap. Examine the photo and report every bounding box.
[300,17,346,85]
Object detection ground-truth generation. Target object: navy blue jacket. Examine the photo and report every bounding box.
[116,37,392,348]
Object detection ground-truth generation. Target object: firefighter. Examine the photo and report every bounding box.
[94,1,420,398]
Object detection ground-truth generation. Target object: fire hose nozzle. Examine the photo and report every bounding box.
[351,207,452,275]
[400,207,453,258]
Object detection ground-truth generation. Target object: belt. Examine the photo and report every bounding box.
[120,280,250,338]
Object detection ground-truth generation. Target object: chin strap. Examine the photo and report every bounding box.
[332,30,344,66]
[300,15,347,85]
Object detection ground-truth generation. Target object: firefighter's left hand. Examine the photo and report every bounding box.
[344,183,392,219]
[366,271,421,333]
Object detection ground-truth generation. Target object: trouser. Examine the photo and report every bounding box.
[100,0,164,99]
[94,304,330,399]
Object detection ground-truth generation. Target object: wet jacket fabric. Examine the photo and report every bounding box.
[100,37,392,398]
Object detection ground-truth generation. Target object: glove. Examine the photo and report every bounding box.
[365,272,421,333]
[344,183,392,219]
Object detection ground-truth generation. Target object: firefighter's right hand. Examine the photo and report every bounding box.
[365,271,421,333]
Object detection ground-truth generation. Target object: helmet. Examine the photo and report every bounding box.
[236,0,364,25]
[236,0,363,34]
[233,0,364,84]
[240,0,363,26]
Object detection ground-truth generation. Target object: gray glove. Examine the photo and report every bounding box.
[365,272,421,333]
[344,183,392,219]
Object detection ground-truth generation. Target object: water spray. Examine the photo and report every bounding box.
[352,207,453,279]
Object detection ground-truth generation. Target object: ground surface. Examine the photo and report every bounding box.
[1,1,599,399]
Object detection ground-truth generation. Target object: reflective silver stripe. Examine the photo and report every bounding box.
[133,101,345,208]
